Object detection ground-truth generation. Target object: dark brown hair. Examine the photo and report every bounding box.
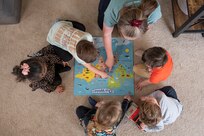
[76,40,98,63]
[138,98,162,127]
[142,47,168,68]
[12,58,45,82]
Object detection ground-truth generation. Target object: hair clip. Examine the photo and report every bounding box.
[130,19,143,27]
[21,63,30,75]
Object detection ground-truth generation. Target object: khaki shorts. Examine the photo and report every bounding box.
[133,64,150,78]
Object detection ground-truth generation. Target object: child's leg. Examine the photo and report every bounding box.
[60,20,86,32]
[76,106,96,127]
[133,64,150,78]
[158,86,180,102]
[97,0,111,30]
[52,45,73,62]
[88,96,97,107]
[76,106,92,119]
[27,45,55,57]
[55,64,71,73]
[53,72,62,86]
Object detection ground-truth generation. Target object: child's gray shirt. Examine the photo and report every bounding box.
[144,90,183,132]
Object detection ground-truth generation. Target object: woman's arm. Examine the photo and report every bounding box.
[103,23,114,71]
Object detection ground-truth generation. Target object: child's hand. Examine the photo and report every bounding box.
[55,85,64,93]
[95,101,105,108]
[124,95,132,101]
[136,79,151,91]
[100,71,110,79]
[145,65,152,73]
[139,122,146,131]
[136,79,144,91]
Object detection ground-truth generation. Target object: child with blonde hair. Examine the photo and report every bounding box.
[98,0,162,70]
[47,20,109,78]
[76,96,131,136]
[136,86,183,132]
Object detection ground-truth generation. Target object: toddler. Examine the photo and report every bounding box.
[134,47,173,90]
[76,96,131,136]
[12,45,72,93]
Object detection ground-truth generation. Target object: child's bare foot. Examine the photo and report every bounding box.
[63,58,74,67]
[55,85,64,93]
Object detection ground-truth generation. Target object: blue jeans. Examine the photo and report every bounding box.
[158,86,180,102]
[97,0,111,30]
[76,106,96,127]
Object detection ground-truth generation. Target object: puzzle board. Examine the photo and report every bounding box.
[74,37,134,96]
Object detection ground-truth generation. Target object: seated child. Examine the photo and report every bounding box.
[76,96,131,136]
[47,20,109,78]
[12,45,72,93]
[133,47,173,90]
[136,86,183,132]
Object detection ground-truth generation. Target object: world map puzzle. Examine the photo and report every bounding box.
[74,37,134,96]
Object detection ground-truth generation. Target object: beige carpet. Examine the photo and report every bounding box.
[0,0,204,136]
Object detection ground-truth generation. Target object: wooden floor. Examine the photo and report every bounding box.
[172,0,204,31]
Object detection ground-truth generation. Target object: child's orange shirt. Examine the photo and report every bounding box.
[149,52,173,83]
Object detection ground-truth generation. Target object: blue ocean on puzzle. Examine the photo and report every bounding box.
[74,37,134,96]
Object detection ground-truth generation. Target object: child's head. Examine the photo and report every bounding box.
[142,47,168,69]
[138,96,162,127]
[76,40,98,63]
[117,0,158,40]
[87,101,122,134]
[117,7,146,40]
[12,58,46,82]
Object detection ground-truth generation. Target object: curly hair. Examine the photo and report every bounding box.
[12,58,45,82]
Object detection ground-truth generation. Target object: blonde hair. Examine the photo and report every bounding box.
[87,101,122,136]
[138,97,162,127]
[117,0,158,38]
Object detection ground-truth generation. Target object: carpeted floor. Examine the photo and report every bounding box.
[0,0,204,136]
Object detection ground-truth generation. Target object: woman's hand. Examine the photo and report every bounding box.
[105,56,114,71]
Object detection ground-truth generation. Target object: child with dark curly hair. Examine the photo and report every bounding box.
[12,45,73,93]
